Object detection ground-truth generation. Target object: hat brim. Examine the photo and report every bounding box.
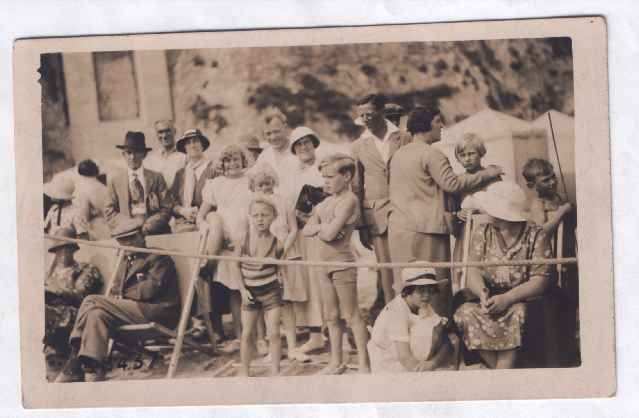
[474,195,528,222]
[48,242,79,253]
[401,274,445,290]
[290,135,320,155]
[116,145,153,152]
[176,135,210,154]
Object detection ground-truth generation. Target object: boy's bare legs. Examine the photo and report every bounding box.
[334,272,371,374]
[318,274,344,374]
[477,350,497,369]
[229,291,242,341]
[239,309,258,377]
[372,235,395,304]
[264,306,282,376]
[256,310,268,356]
[281,303,297,355]
[495,349,517,369]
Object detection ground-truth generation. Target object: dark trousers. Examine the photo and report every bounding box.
[69,295,147,362]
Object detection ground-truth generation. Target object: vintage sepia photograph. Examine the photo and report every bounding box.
[14,17,613,407]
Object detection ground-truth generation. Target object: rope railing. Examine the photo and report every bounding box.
[45,234,578,269]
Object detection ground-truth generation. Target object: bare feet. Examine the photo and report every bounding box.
[299,335,325,354]
[317,362,347,375]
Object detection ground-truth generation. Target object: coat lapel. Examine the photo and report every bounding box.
[116,172,131,216]
[362,136,386,170]
[125,255,147,285]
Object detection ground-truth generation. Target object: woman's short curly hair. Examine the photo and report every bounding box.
[214,143,255,177]
[247,163,279,192]
[454,133,487,162]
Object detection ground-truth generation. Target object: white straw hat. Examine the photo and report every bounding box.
[289,126,320,154]
[473,181,529,222]
[401,263,444,290]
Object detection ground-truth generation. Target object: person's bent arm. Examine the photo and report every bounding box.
[318,196,357,242]
[196,201,213,228]
[427,149,502,194]
[394,341,421,372]
[301,211,321,237]
[282,207,299,258]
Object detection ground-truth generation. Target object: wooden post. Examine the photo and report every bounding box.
[460,216,474,290]
[103,249,124,296]
[167,229,209,379]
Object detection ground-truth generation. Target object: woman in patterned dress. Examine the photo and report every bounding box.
[453,181,552,369]
[45,227,103,365]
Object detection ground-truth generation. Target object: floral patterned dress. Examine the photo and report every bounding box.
[453,223,551,351]
[44,261,103,355]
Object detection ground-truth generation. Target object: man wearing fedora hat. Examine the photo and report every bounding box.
[56,217,179,382]
[169,129,216,233]
[367,264,453,374]
[104,131,173,236]
[144,119,187,189]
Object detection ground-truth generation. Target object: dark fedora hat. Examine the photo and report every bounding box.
[116,131,152,152]
[176,129,210,153]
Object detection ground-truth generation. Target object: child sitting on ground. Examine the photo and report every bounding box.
[522,158,572,234]
[302,153,370,375]
[232,196,284,377]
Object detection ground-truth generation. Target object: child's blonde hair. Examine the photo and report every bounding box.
[214,143,255,177]
[454,133,487,162]
[318,153,356,178]
[247,163,279,192]
[248,195,279,218]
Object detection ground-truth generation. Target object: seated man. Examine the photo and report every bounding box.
[105,131,173,236]
[367,265,453,374]
[56,217,180,382]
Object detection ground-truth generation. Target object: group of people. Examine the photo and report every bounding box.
[44,93,576,383]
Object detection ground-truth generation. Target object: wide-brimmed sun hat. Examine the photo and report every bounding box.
[473,181,529,222]
[401,264,445,290]
[289,126,320,154]
[111,217,145,240]
[44,175,75,200]
[48,227,80,253]
[176,129,210,153]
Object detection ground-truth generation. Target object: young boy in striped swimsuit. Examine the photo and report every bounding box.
[233,195,283,377]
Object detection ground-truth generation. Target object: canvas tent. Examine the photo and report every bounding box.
[532,110,576,205]
[436,108,575,202]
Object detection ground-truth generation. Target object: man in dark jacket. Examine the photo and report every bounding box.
[56,217,179,382]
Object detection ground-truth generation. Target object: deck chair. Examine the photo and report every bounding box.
[456,214,566,368]
[77,231,216,378]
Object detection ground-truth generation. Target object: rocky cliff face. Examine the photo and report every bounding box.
[167,37,573,147]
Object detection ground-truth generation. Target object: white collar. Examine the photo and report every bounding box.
[362,119,399,143]
[128,166,145,179]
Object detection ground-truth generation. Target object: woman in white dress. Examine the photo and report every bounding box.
[197,143,254,350]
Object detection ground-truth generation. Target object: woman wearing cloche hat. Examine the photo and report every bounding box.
[452,181,553,369]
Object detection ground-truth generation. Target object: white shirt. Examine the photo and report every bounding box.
[359,119,399,164]
[143,147,186,188]
[182,157,210,207]
[368,296,442,374]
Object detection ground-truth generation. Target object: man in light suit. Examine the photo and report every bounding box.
[56,217,180,382]
[350,94,413,318]
[104,131,173,236]
[388,106,503,315]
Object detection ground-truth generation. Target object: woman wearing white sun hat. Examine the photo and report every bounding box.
[452,181,552,369]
